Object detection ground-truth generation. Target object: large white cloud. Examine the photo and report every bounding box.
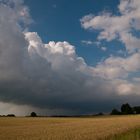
[0,0,140,115]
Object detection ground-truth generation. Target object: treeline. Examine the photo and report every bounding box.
[111,103,140,115]
[0,112,38,117]
[0,104,140,117]
[0,114,15,117]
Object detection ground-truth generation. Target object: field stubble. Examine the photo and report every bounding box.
[0,115,140,140]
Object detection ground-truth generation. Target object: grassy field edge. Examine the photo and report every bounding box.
[105,127,140,140]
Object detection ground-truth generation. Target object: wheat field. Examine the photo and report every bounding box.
[0,115,140,140]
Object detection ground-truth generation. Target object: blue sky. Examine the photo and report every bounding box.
[24,0,121,66]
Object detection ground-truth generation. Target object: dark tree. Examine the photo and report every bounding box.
[7,114,15,117]
[30,112,37,117]
[133,106,140,114]
[97,112,104,116]
[111,109,121,115]
[121,103,133,115]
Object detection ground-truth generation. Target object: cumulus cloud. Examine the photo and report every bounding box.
[92,53,140,79]
[81,0,140,81]
[81,0,140,53]
[0,0,140,115]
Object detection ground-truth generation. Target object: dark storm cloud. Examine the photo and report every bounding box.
[0,0,140,115]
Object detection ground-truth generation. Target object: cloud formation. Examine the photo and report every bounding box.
[0,0,140,115]
[81,0,140,53]
[81,0,140,80]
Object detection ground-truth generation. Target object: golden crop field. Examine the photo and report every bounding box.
[0,115,140,140]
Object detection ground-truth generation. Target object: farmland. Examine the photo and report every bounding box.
[0,115,140,140]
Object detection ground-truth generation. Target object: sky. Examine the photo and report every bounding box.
[0,0,140,116]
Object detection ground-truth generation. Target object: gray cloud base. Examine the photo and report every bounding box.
[0,0,140,115]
